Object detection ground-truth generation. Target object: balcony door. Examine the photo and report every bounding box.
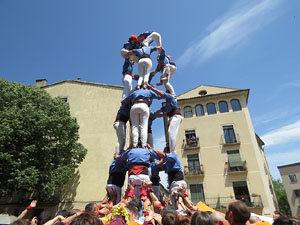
[232,181,251,206]
[187,154,200,175]
[190,184,205,205]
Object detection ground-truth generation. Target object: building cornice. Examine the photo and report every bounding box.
[278,162,300,169]
[41,80,123,90]
[177,89,250,104]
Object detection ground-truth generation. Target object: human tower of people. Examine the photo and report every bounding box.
[105,30,197,212]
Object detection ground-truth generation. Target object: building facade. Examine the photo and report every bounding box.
[278,162,300,217]
[40,79,125,209]
[167,85,277,216]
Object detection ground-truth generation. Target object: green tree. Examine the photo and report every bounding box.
[272,177,292,216]
[0,79,87,202]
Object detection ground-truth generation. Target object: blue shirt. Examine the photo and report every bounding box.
[122,59,133,75]
[118,102,131,117]
[118,147,161,167]
[160,93,180,114]
[155,48,175,72]
[162,153,183,173]
[109,160,128,174]
[122,42,140,50]
[124,89,161,105]
[132,46,157,58]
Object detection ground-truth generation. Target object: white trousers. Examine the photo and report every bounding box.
[130,103,149,147]
[143,32,162,47]
[168,114,183,153]
[122,74,132,100]
[138,58,152,86]
[170,180,187,209]
[121,48,139,62]
[128,174,150,199]
[106,184,122,204]
[147,133,154,148]
[162,64,176,95]
[121,48,129,59]
[113,121,126,154]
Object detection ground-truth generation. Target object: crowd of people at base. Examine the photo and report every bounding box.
[11,199,300,225]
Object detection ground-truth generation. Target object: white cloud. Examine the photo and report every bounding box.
[178,0,283,66]
[261,120,300,146]
[281,80,300,88]
[266,149,300,166]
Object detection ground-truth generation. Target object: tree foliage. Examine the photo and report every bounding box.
[272,177,292,216]
[0,79,87,202]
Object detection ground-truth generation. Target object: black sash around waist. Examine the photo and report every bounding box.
[168,170,184,186]
[107,172,126,188]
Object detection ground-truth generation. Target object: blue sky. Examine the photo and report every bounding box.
[1,0,300,180]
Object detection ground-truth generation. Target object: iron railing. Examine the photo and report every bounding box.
[204,195,263,209]
[225,161,247,174]
[184,165,204,176]
[183,137,200,150]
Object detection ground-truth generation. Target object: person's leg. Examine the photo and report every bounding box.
[143,58,152,84]
[162,65,176,95]
[122,74,133,100]
[130,105,140,147]
[113,121,126,154]
[112,184,122,204]
[143,32,162,47]
[139,103,150,147]
[137,59,145,87]
[168,115,183,153]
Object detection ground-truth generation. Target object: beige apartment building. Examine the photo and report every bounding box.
[278,162,300,217]
[168,85,277,216]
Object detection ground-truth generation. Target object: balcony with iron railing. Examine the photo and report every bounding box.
[204,195,263,210]
[183,137,200,150]
[220,133,240,146]
[225,161,247,174]
[184,165,204,177]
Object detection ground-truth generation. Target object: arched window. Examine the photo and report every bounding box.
[231,99,241,111]
[184,106,193,118]
[206,103,216,115]
[195,104,204,116]
[219,101,229,113]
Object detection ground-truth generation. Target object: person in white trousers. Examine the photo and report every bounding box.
[128,46,161,89]
[113,102,131,154]
[150,48,176,95]
[122,88,161,148]
[122,58,135,100]
[106,159,127,204]
[146,84,182,153]
[150,145,187,209]
[116,147,164,199]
